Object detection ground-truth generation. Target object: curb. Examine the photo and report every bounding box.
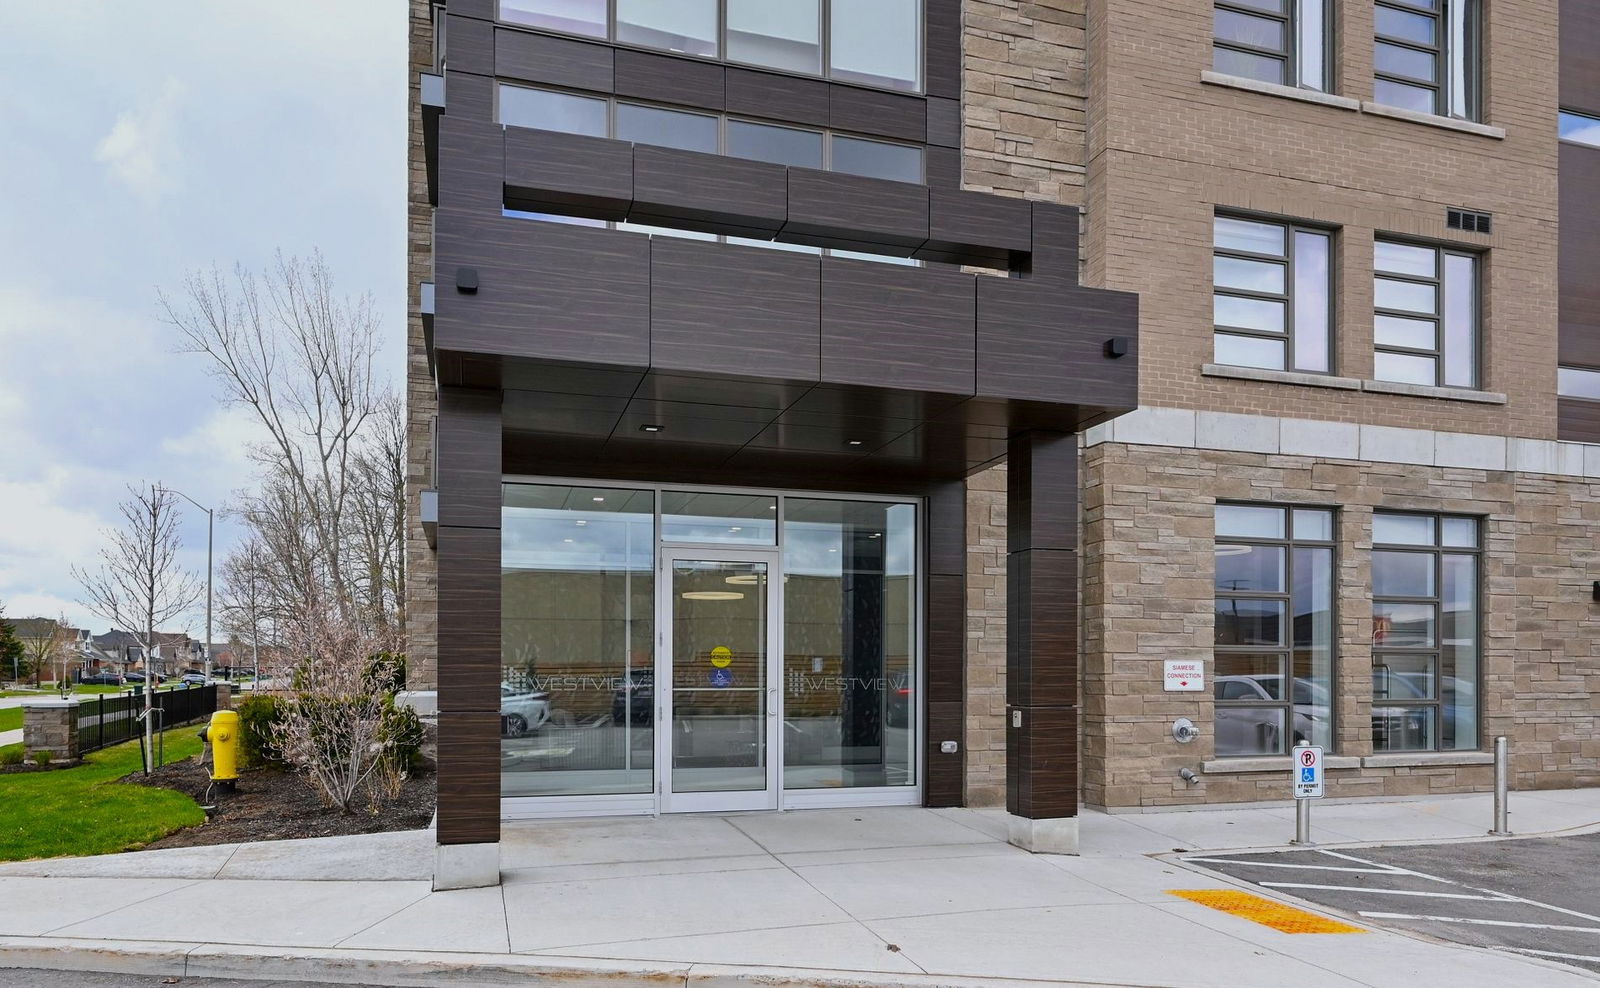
[0,938,1154,988]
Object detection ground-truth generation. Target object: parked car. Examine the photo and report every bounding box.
[612,670,654,726]
[179,672,210,686]
[885,672,912,728]
[1213,675,1330,754]
[501,682,553,737]
[122,672,166,685]
[79,672,124,686]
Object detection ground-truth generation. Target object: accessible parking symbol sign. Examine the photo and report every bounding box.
[1293,745,1324,799]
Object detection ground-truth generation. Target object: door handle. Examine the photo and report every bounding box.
[767,685,778,719]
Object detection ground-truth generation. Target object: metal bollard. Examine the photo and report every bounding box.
[1294,796,1313,845]
[1490,735,1511,836]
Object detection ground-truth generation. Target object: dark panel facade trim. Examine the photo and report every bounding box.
[630,145,788,236]
[615,48,725,111]
[1558,397,1600,444]
[436,388,504,529]
[1561,0,1600,114]
[436,710,502,844]
[493,27,615,92]
[785,168,931,253]
[830,86,926,144]
[820,258,976,395]
[1560,144,1600,366]
[725,67,830,127]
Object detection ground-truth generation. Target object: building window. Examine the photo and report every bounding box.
[497,84,923,182]
[1212,0,1328,91]
[1373,239,1478,389]
[498,0,920,93]
[1371,512,1480,752]
[498,85,923,264]
[1560,110,1600,149]
[1559,366,1600,400]
[1373,0,1480,121]
[1214,504,1336,757]
[1213,215,1333,373]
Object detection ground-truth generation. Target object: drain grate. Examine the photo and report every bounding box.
[1168,889,1365,934]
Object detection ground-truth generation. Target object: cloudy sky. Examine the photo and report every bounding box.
[0,2,406,635]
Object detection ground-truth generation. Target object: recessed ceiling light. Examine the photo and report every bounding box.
[828,548,837,553]
[847,440,864,446]
[640,424,664,433]
[729,526,742,532]
[575,520,587,526]
[592,496,605,502]
[681,591,745,601]
[563,538,574,543]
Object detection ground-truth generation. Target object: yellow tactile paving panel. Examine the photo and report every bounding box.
[1169,890,1365,934]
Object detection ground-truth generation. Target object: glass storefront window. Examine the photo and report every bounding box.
[501,484,656,796]
[1214,504,1335,755]
[727,0,822,74]
[661,491,778,544]
[782,498,917,789]
[1372,512,1480,752]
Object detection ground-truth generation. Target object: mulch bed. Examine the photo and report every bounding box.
[127,756,436,849]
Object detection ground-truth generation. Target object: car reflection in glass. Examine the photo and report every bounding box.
[500,681,552,737]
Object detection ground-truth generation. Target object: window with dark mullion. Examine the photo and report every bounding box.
[1214,504,1336,757]
[1371,512,1480,753]
[1212,0,1327,92]
[1213,215,1333,374]
[1373,239,1478,389]
[1373,0,1480,120]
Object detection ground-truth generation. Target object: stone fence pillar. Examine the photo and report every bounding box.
[22,697,79,762]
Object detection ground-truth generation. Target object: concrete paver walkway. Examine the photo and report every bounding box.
[2,788,1598,988]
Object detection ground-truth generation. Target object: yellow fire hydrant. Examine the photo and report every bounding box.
[199,709,241,789]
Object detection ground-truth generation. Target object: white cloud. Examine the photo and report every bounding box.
[93,77,184,200]
[160,405,263,481]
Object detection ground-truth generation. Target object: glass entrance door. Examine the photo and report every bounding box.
[658,550,780,812]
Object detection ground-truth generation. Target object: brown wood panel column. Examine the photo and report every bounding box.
[1006,430,1079,821]
[435,387,503,846]
[923,478,966,807]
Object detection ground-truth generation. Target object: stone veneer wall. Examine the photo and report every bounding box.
[960,0,1090,806]
[405,0,438,690]
[1083,440,1600,808]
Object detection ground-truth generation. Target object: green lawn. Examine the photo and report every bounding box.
[0,708,19,733]
[0,732,206,861]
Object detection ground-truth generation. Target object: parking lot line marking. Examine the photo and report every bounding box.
[1359,913,1600,934]
[1497,947,1600,964]
[1261,882,1506,900]
[1183,858,1395,874]
[1168,890,1364,934]
[1321,850,1600,928]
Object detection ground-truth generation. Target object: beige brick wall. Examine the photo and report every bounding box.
[1085,0,1561,438]
[405,0,438,691]
[960,0,1091,806]
[1083,440,1600,808]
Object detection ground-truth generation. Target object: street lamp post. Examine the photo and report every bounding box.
[156,486,213,682]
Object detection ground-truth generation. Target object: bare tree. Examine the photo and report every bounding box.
[348,391,407,636]
[73,485,203,772]
[219,536,275,685]
[161,251,384,624]
[271,603,408,811]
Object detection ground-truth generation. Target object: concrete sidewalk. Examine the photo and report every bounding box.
[2,789,1599,988]
[0,731,20,748]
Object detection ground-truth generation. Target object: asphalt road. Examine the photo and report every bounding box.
[1182,832,1600,976]
[0,973,404,988]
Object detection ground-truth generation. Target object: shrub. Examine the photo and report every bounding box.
[380,695,426,774]
[31,750,52,766]
[0,747,23,767]
[363,651,407,694]
[237,694,286,769]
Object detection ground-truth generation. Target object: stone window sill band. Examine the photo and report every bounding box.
[1362,751,1494,768]
[1202,755,1361,774]
[1198,71,1506,140]
[1201,72,1360,111]
[1203,364,1361,391]
[1359,101,1506,139]
[1361,379,1508,404]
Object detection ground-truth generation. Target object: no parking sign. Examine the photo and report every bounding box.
[1294,745,1324,799]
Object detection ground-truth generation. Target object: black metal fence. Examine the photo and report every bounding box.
[76,685,219,756]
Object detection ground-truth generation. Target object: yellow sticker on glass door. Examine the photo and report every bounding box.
[710,646,733,668]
